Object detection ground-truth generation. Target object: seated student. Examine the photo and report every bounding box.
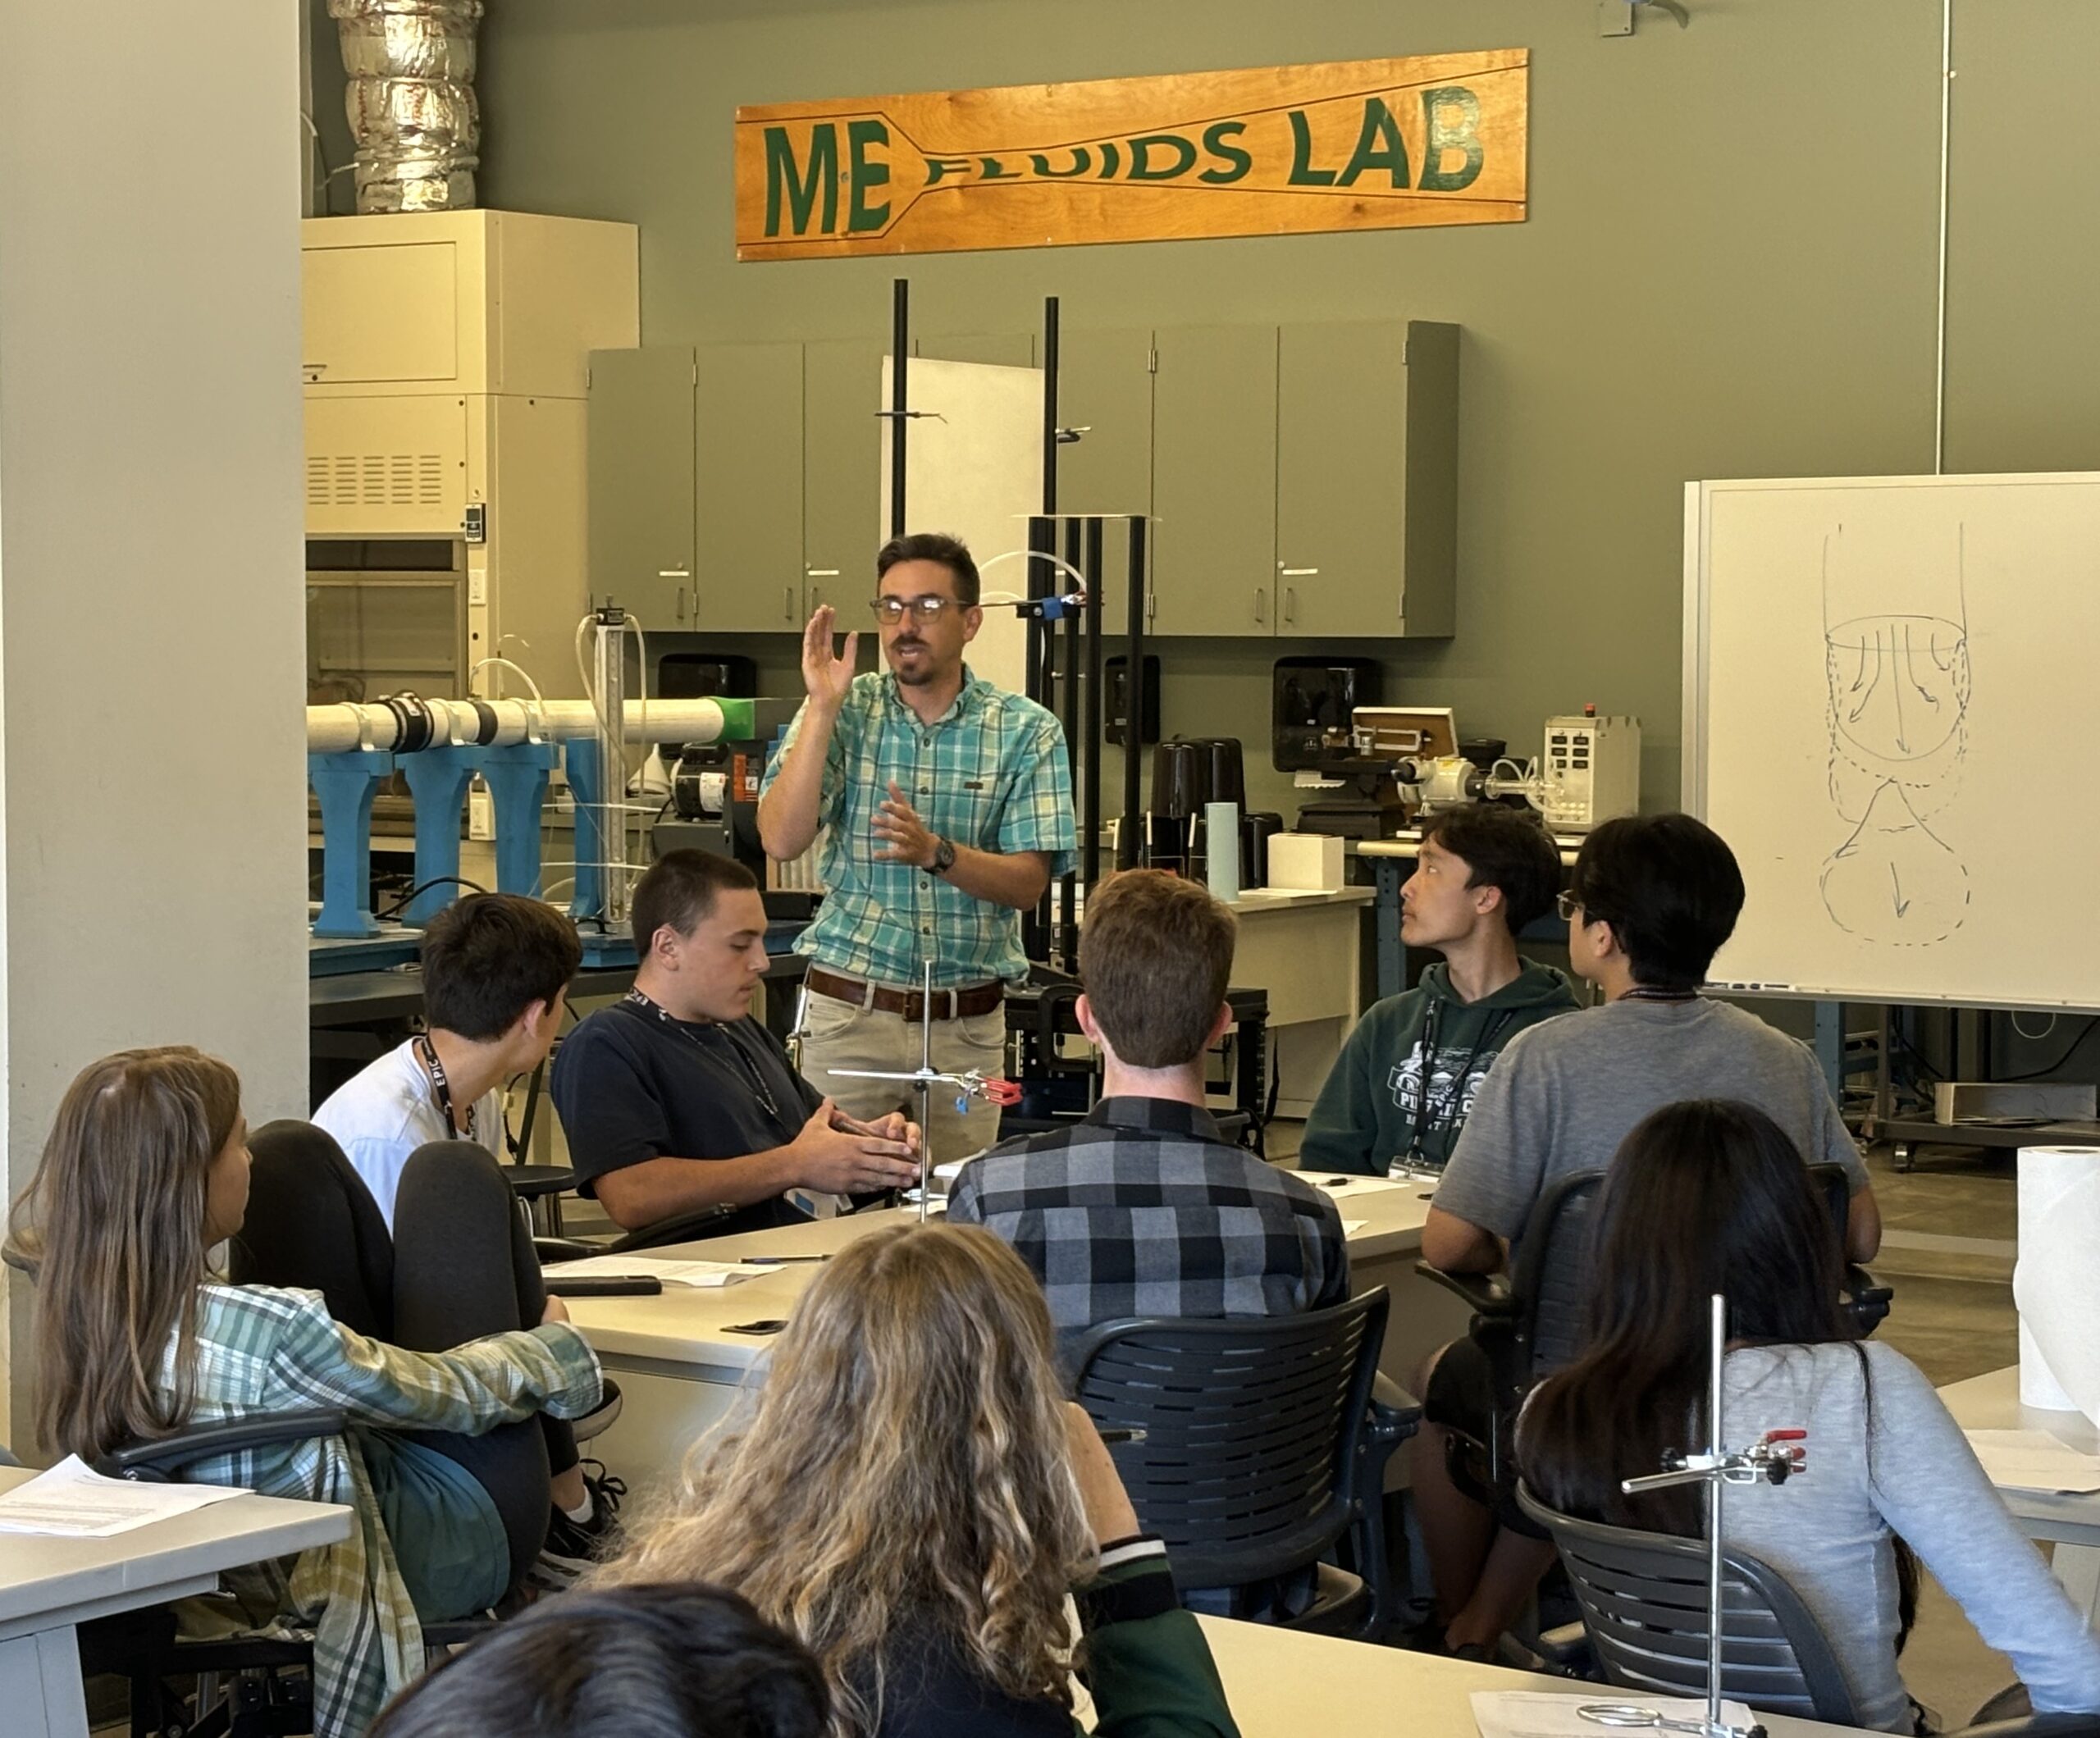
[593,1223,1240,1738]
[312,891,614,1562]
[947,869,1347,1335]
[4,1047,604,1738]
[315,890,578,1230]
[550,850,920,1237]
[1520,1099,2100,1733]
[1301,805,1575,1178]
[1414,812,1883,1652]
[371,1582,829,1738]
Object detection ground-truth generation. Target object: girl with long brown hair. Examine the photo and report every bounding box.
[6,1047,605,1738]
[1518,1098,2100,1731]
[595,1221,1239,1738]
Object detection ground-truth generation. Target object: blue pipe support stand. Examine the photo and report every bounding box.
[564,737,608,923]
[479,740,558,897]
[308,750,395,938]
[398,746,482,926]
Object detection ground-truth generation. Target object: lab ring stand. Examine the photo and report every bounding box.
[824,960,1022,1222]
[1576,1293,1810,1738]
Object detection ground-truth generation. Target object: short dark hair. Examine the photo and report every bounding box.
[419,894,581,1041]
[1419,805,1563,936]
[369,1582,829,1738]
[1567,813,1746,992]
[876,531,979,605]
[1080,870,1236,1068]
[632,848,760,952]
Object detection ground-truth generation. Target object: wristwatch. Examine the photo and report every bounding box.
[928,835,956,877]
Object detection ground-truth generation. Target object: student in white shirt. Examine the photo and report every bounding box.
[316,893,577,1230]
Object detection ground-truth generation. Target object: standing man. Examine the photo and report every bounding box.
[758,532,1076,1160]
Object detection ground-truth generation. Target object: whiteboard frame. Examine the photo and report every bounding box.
[1682,469,2100,1015]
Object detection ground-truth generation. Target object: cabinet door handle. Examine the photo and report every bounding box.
[784,585,795,619]
[1279,567,1320,577]
[658,567,691,578]
[1285,586,1297,624]
[806,568,841,577]
[1253,589,1268,625]
[676,585,688,623]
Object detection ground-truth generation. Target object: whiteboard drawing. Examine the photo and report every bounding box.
[1818,522,1971,944]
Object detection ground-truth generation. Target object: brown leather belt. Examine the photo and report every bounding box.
[806,967,1004,1021]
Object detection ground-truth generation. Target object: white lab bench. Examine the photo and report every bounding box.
[1219,885,1375,1116]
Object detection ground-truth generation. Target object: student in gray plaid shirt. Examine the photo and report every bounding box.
[948,870,1348,1337]
[758,532,1075,1166]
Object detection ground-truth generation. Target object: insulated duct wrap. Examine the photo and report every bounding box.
[330,0,483,214]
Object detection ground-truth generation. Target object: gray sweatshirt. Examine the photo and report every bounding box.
[1720,1342,2100,1731]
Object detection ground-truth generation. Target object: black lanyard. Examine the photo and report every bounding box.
[1403,1000,1517,1169]
[414,1033,463,1138]
[625,991,785,1124]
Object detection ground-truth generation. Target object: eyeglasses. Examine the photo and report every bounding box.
[1555,890,1591,924]
[870,595,957,625]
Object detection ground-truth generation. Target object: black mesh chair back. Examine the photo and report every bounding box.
[1507,1169,1609,1384]
[1067,1289,1387,1593]
[234,1121,395,1339]
[1515,1485,1865,1727]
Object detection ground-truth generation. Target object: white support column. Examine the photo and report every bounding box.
[0,2,309,1446]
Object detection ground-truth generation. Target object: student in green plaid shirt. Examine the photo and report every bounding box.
[7,1048,605,1738]
[759,532,1076,1163]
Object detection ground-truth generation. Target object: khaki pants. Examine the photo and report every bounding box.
[797,987,1007,1167]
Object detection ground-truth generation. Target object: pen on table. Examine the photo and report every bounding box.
[743,1253,833,1265]
[1098,1428,1148,1445]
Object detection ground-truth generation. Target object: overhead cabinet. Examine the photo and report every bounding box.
[587,317,1458,642]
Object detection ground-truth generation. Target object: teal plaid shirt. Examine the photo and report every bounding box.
[762,668,1076,988]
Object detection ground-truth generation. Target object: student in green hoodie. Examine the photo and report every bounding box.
[1301,805,1575,1178]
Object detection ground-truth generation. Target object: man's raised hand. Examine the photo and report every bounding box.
[801,604,857,712]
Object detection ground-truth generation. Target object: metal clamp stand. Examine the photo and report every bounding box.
[824,961,1020,1223]
[1578,1293,1808,1738]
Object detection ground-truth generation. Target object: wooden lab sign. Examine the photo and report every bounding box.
[734,51,1527,260]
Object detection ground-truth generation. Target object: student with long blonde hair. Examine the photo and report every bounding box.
[595,1222,1239,1738]
[6,1047,605,1738]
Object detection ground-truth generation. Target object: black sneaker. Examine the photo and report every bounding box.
[542,1461,626,1564]
[571,1378,623,1444]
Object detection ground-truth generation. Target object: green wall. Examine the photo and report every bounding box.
[450,0,2098,820]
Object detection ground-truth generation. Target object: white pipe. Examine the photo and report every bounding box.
[306,696,732,755]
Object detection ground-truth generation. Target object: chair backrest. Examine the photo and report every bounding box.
[1067,1288,1388,1591]
[1507,1169,1609,1383]
[232,1122,395,1339]
[1516,1484,1865,1727]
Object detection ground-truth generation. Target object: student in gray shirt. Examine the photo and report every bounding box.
[1415,814,1885,1653]
[1522,1101,2100,1732]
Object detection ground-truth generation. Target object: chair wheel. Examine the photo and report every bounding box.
[1892,1143,1914,1172]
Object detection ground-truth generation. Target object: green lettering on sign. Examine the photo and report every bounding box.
[1286,110,1337,185]
[1198,121,1252,185]
[847,119,891,231]
[764,124,838,236]
[1419,86,1485,191]
[1029,147,1093,179]
[924,156,971,186]
[1337,98,1411,188]
[1127,133,1198,180]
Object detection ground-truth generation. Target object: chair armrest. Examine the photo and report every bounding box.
[1414,1260,1513,1319]
[609,1201,742,1252]
[97,1409,351,1481]
[536,1238,603,1265]
[1369,1374,1423,1444]
[1843,1265,1894,1336]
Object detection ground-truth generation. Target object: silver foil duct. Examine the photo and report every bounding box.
[329,0,484,214]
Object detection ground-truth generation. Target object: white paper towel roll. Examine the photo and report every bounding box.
[2013,1145,2100,1421]
[1205,801,1240,903]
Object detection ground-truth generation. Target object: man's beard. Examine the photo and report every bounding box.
[889,641,935,685]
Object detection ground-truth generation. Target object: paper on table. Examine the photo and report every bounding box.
[547,1254,774,1288]
[0,1455,249,1537]
[1472,1691,1758,1738]
[1305,1173,1414,1197]
[1965,1428,2100,1494]
[1341,1220,1369,1235]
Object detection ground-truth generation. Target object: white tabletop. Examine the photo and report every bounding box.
[1195,1613,1873,1738]
[0,1464,350,1642]
[568,1179,1435,1371]
[1358,832,1586,867]
[1225,886,1376,911]
[1938,1363,2100,1548]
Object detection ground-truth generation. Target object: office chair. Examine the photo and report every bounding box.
[1516,1485,2098,1738]
[1067,1289,1419,1640]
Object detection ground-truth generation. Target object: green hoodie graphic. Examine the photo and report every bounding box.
[1299,960,1578,1177]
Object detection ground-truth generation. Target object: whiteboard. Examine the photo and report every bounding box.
[1684,472,2100,1011]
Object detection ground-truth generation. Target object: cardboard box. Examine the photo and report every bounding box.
[1265,833,1345,892]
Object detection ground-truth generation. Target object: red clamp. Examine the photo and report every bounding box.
[983,1076,1025,1106]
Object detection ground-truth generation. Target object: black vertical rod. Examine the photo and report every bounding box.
[1058,518,1083,972]
[1082,514,1105,893]
[1042,296,1060,514]
[1022,514,1057,965]
[888,278,910,537]
[1121,515,1147,869]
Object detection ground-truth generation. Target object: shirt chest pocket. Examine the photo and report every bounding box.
[930,745,1002,849]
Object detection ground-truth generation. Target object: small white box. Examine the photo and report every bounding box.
[1265,833,1345,892]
